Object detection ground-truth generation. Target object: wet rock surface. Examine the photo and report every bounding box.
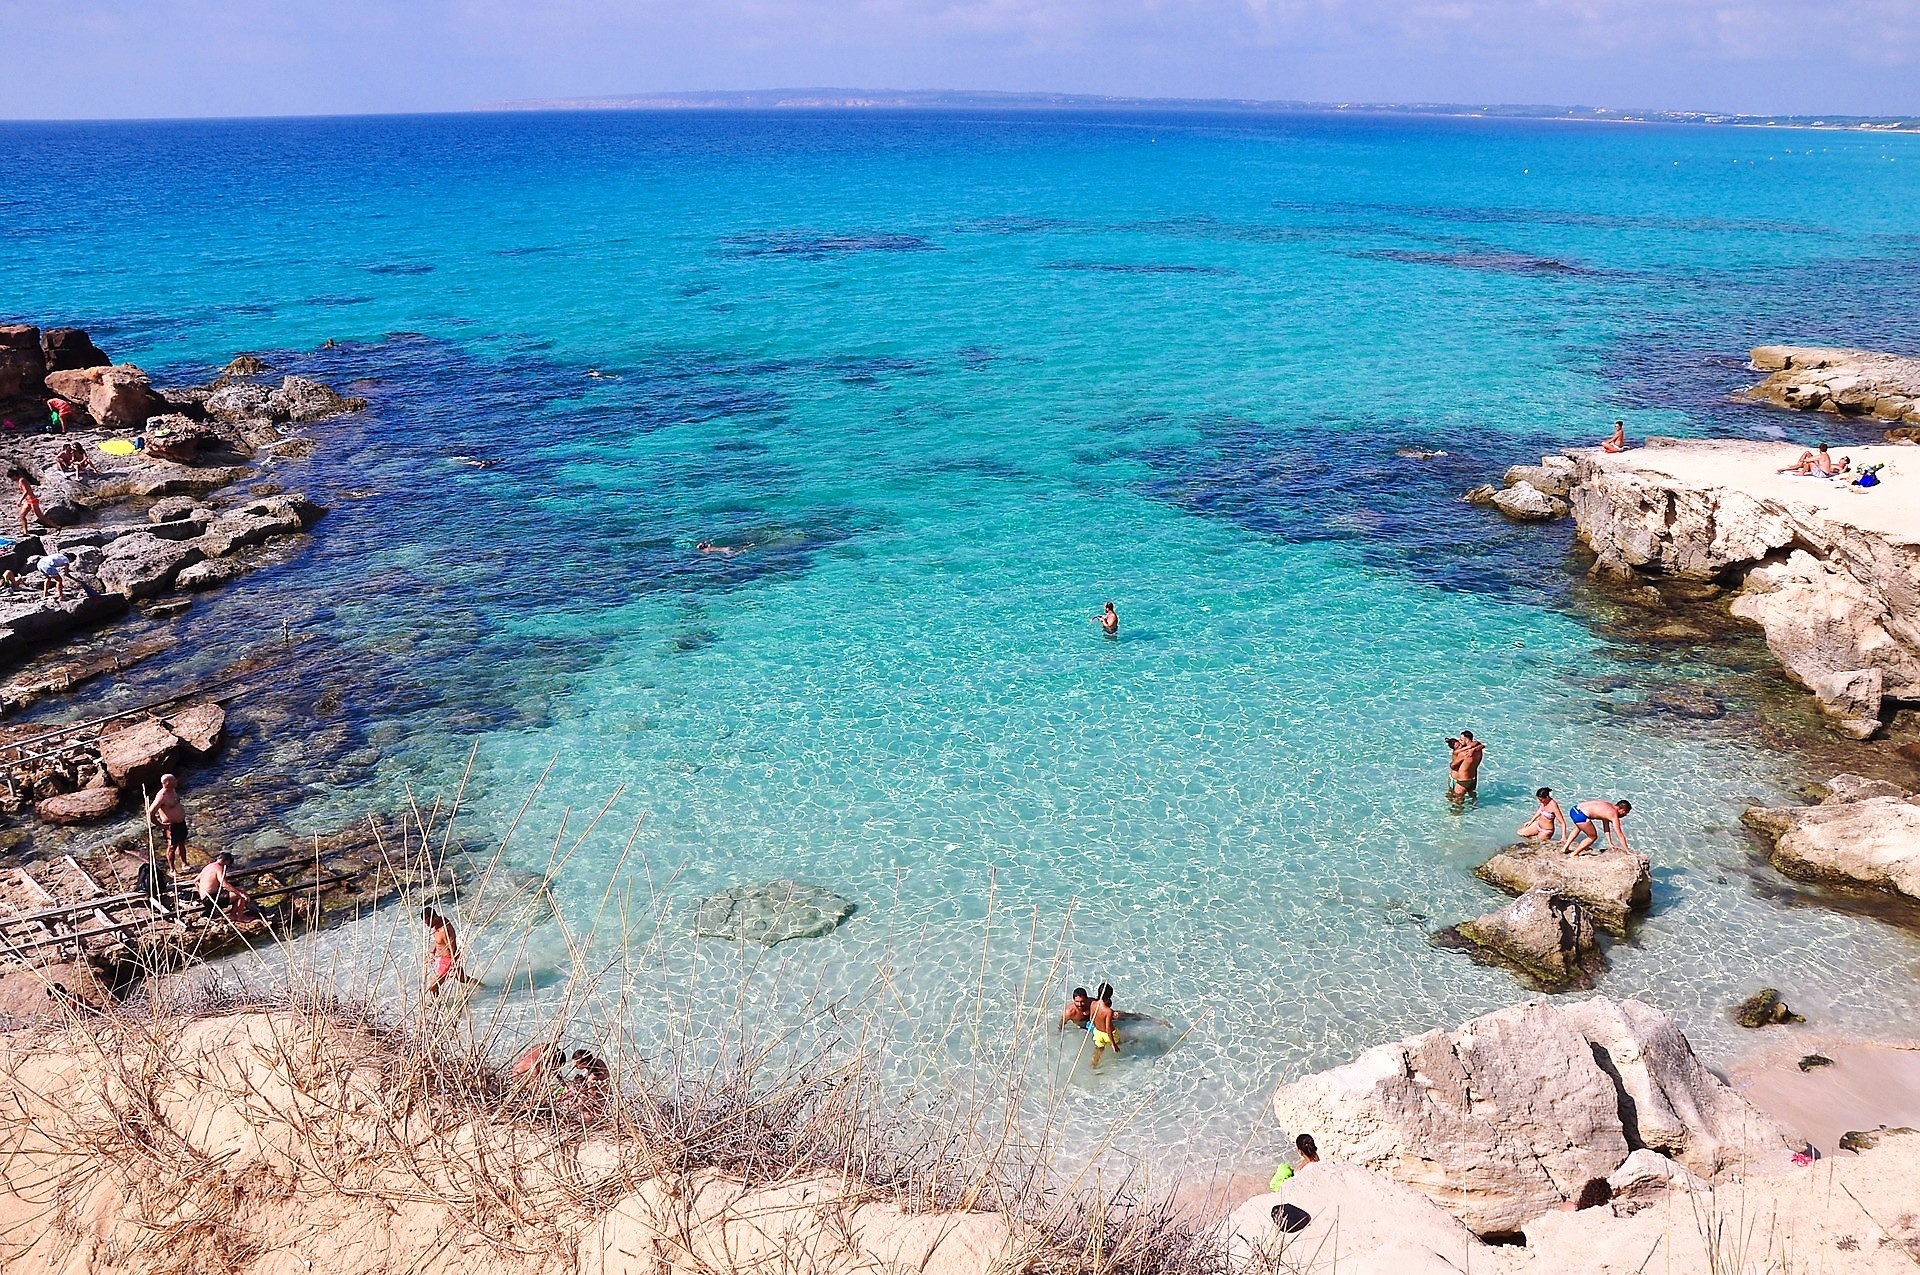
[1475,841,1652,935]
[691,880,855,945]
[1440,887,1604,991]
[1732,987,1805,1028]
[1743,778,1920,904]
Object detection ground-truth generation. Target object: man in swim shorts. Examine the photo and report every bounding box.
[1778,444,1839,476]
[196,852,253,920]
[1562,799,1633,856]
[1089,983,1121,1070]
[1447,731,1484,802]
[146,773,192,873]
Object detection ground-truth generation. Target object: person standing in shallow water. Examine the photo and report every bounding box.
[1089,983,1121,1069]
[1447,731,1484,804]
[1093,601,1118,638]
[423,907,479,996]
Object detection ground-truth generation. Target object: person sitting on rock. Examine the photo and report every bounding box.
[1600,421,1628,453]
[196,852,254,920]
[1778,444,1840,476]
[1562,799,1633,856]
[1517,787,1566,842]
[1269,1132,1321,1190]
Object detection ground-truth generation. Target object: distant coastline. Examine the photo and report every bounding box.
[477,87,1920,132]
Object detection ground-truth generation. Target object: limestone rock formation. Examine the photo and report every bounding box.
[1223,1163,1486,1273]
[1267,997,1792,1236]
[34,786,121,825]
[175,558,250,591]
[1747,345,1920,423]
[1732,988,1804,1028]
[691,880,854,945]
[1821,773,1909,803]
[93,532,205,599]
[196,494,323,558]
[1444,887,1603,990]
[203,380,275,422]
[1743,794,1920,903]
[0,326,43,400]
[40,328,108,373]
[1475,840,1651,935]
[1565,441,1920,732]
[97,717,183,790]
[166,701,227,756]
[42,363,164,429]
[1490,480,1569,521]
[270,375,366,422]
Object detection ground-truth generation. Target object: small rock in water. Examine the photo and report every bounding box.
[1798,1053,1835,1072]
[1462,484,1498,505]
[221,354,270,377]
[1645,686,1726,719]
[692,880,855,946]
[1732,987,1805,1028]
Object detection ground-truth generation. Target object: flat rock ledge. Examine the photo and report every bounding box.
[1556,435,1920,736]
[1267,996,1796,1237]
[691,880,855,945]
[1743,772,1920,904]
[1436,886,1604,991]
[1747,345,1920,424]
[1475,840,1651,936]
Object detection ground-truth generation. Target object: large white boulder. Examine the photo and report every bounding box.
[1744,796,1920,902]
[1268,998,1792,1236]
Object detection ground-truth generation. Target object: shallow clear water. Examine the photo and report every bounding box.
[7,110,1920,1175]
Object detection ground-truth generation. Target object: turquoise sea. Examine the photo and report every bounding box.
[7,109,1920,1174]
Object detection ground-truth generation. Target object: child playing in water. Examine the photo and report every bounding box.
[1089,984,1120,1069]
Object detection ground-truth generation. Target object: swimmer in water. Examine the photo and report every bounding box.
[697,540,751,556]
[1059,986,1092,1033]
[423,907,480,996]
[1093,601,1118,637]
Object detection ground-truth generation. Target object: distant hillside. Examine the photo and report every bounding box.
[477,88,1920,131]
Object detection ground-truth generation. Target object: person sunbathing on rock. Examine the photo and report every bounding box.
[1778,444,1840,476]
[1561,799,1633,856]
[1600,421,1628,453]
[1517,787,1566,841]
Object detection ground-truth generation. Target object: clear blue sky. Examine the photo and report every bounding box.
[4,0,1915,120]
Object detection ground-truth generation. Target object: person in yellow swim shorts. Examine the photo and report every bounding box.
[1090,983,1120,1069]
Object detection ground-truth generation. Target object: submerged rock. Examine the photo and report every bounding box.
[691,880,854,946]
[1731,988,1804,1028]
[1475,841,1651,935]
[1442,887,1603,991]
[269,375,367,422]
[1267,997,1793,1236]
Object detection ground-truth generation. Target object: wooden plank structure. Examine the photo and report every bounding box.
[0,848,382,972]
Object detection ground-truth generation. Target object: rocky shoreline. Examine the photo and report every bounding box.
[0,322,428,1006]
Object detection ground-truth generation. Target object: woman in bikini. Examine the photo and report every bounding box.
[1517,786,1565,842]
[8,468,43,536]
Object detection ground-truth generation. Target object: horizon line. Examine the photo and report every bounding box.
[3,87,1917,129]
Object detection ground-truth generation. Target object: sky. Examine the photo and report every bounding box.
[2,0,1916,120]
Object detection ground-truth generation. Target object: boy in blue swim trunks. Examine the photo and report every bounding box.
[1562,799,1633,856]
